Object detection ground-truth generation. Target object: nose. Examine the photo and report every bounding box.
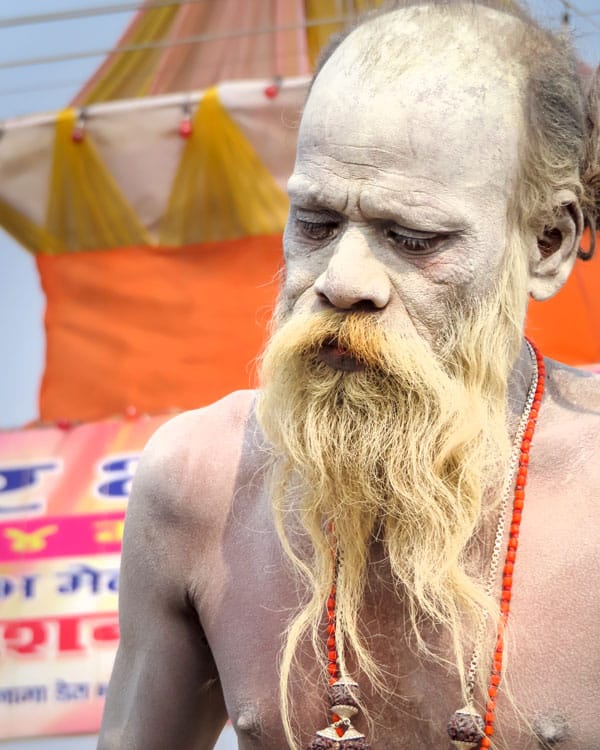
[314,227,391,310]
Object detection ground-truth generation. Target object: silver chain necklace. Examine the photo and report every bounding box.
[448,339,539,748]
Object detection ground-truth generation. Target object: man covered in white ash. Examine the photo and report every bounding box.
[98,1,600,748]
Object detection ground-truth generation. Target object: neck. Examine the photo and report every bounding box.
[506,337,538,429]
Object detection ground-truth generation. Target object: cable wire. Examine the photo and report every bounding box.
[0,0,204,29]
[0,42,312,100]
[0,15,357,70]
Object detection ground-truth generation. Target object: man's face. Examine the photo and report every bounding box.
[281,15,525,359]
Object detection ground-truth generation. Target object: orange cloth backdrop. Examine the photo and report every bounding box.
[526,230,600,365]
[37,236,282,422]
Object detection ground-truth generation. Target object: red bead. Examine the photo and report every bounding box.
[488,686,498,698]
[514,499,524,510]
[481,738,492,748]
[504,562,514,575]
[485,725,495,736]
[56,418,72,431]
[520,453,529,465]
[485,711,495,723]
[179,117,193,138]
[327,636,335,648]
[486,700,496,712]
[327,597,336,610]
[264,83,279,99]
[327,624,335,635]
[507,549,516,561]
[514,489,525,500]
[500,601,510,613]
[510,524,520,536]
[490,675,500,687]
[327,663,338,675]
[503,576,512,588]
[71,127,85,143]
[328,650,337,662]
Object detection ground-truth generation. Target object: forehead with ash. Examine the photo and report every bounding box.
[321,4,528,93]
[302,4,527,173]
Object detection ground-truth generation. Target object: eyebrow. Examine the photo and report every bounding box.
[288,177,468,232]
[359,189,469,231]
[287,177,348,213]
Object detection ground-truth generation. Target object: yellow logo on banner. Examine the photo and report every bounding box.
[4,525,59,553]
[93,519,124,544]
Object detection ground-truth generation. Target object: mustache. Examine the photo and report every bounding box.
[274,310,421,372]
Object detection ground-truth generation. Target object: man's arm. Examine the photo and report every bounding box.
[98,409,234,749]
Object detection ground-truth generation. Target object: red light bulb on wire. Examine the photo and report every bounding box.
[264,75,283,99]
[179,99,193,138]
[71,109,86,143]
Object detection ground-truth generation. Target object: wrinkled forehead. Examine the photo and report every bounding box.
[298,7,525,192]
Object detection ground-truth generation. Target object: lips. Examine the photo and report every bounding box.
[316,342,365,372]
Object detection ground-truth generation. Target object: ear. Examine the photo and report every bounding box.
[528,190,584,301]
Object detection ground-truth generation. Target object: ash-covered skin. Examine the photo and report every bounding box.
[98,6,600,750]
[282,14,527,343]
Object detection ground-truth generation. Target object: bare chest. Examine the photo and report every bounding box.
[195,474,600,750]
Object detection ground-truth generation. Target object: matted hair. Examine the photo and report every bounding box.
[312,0,600,258]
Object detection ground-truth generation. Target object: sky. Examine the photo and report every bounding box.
[0,0,600,431]
[0,0,137,430]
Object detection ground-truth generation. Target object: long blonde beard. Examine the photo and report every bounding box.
[256,235,529,747]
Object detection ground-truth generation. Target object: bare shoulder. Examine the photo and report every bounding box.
[534,358,600,498]
[127,389,257,539]
[543,358,600,424]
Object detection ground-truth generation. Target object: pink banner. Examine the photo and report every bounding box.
[0,414,170,740]
[0,513,124,562]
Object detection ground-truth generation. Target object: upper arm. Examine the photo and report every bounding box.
[98,399,250,749]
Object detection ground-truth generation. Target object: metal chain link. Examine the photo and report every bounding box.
[465,340,538,699]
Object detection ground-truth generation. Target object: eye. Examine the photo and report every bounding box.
[385,225,442,254]
[294,209,340,242]
[298,221,336,240]
[296,218,339,241]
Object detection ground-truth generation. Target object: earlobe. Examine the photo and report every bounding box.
[528,191,584,301]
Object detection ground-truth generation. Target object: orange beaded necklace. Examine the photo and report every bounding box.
[307,340,545,750]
